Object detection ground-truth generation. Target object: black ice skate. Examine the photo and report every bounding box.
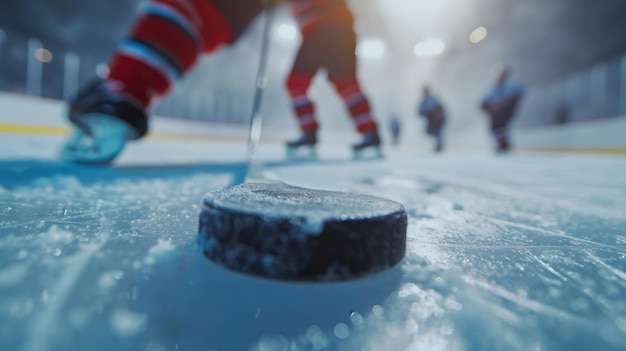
[352,130,383,159]
[62,79,147,164]
[496,136,511,153]
[286,131,318,159]
[434,136,444,153]
[434,141,444,153]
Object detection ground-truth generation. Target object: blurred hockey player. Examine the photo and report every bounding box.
[418,86,445,153]
[62,0,272,164]
[481,68,524,152]
[389,115,401,146]
[284,0,382,158]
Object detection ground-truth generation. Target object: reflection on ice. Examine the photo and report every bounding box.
[110,308,147,337]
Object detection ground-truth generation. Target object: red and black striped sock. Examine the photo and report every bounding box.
[331,77,377,134]
[287,73,318,133]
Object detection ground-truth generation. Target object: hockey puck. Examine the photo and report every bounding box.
[197,182,407,281]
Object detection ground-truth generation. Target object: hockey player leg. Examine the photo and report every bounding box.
[434,134,444,153]
[329,75,382,159]
[426,117,445,153]
[433,128,444,153]
[494,130,511,153]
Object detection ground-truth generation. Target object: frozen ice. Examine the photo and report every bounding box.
[1,124,626,350]
[110,308,148,337]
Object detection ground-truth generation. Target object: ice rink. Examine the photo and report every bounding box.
[1,113,625,351]
[2,0,626,348]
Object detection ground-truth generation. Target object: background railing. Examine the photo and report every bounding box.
[517,53,626,127]
[0,27,251,124]
[2,25,625,129]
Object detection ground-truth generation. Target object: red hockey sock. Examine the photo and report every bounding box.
[331,77,377,134]
[107,0,232,108]
[287,73,318,133]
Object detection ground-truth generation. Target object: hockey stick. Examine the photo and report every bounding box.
[245,0,276,182]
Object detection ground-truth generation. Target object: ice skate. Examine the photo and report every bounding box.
[285,131,318,160]
[352,130,383,160]
[62,114,135,164]
[496,135,511,153]
[434,136,444,153]
[61,80,146,164]
[434,142,444,153]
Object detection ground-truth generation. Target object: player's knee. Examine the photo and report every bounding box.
[286,73,313,97]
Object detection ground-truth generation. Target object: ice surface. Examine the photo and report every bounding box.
[1,131,626,351]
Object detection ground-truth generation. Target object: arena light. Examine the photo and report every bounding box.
[356,38,386,60]
[469,26,488,43]
[277,24,297,40]
[96,63,110,78]
[35,48,53,63]
[414,39,445,57]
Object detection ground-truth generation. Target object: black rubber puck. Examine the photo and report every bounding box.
[197,182,407,281]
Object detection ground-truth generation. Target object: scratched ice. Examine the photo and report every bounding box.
[1,133,626,351]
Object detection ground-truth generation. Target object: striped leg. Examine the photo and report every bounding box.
[332,77,382,156]
[285,73,318,158]
[286,73,318,134]
[63,0,233,163]
[331,77,377,135]
[107,0,233,109]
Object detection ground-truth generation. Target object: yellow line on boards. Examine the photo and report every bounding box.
[2,123,625,154]
[146,133,247,143]
[520,147,626,155]
[0,123,68,135]
[0,123,246,143]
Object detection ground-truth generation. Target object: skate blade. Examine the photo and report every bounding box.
[61,136,121,165]
[286,146,317,161]
[60,114,130,164]
[352,147,384,160]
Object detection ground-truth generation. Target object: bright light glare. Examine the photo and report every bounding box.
[96,63,110,78]
[469,26,488,43]
[35,48,53,63]
[356,39,386,60]
[278,24,297,40]
[414,39,445,57]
